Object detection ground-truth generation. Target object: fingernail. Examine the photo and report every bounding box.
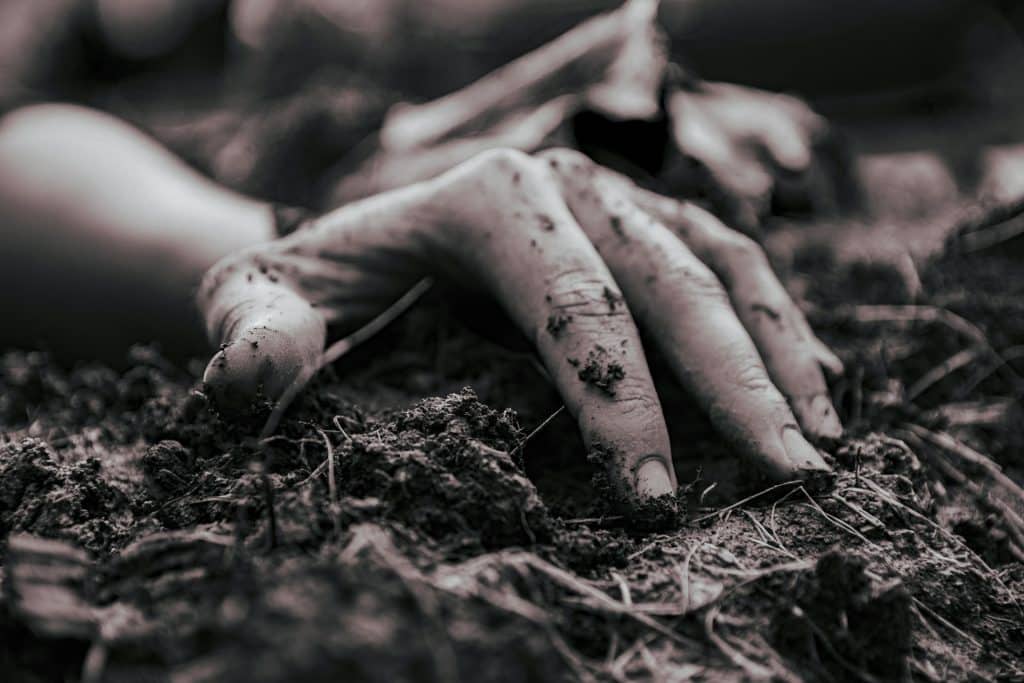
[781,426,830,474]
[635,456,675,498]
[815,342,845,377]
[777,145,812,174]
[809,394,843,442]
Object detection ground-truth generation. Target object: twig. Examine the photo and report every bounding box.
[910,600,983,651]
[517,554,697,647]
[332,415,352,441]
[676,543,702,615]
[891,583,1016,672]
[258,364,319,440]
[627,538,666,562]
[691,480,802,524]
[257,463,277,550]
[343,526,459,682]
[638,644,661,681]
[956,345,1024,396]
[609,637,649,681]
[952,199,1024,253]
[850,305,987,344]
[828,493,886,532]
[561,515,625,526]
[847,478,1023,615]
[295,460,329,488]
[258,278,433,439]
[315,428,342,538]
[704,606,774,679]
[798,487,880,550]
[316,428,339,508]
[907,348,983,400]
[511,405,565,457]
[321,278,434,367]
[768,486,801,556]
[904,425,1024,547]
[611,572,632,606]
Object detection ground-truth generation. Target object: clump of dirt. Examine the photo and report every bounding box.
[572,348,626,396]
[0,347,176,430]
[144,386,555,555]
[4,526,570,683]
[333,389,553,550]
[0,439,134,557]
[545,313,572,338]
[772,550,913,681]
[140,440,196,499]
[582,445,686,532]
[601,286,623,311]
[189,553,570,683]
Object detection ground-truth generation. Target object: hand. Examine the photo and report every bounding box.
[198,148,842,514]
[666,81,855,233]
[322,1,857,237]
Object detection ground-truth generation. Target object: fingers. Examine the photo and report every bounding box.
[625,185,844,442]
[760,117,812,175]
[667,84,851,224]
[758,94,822,174]
[432,150,677,503]
[666,90,771,231]
[542,149,833,482]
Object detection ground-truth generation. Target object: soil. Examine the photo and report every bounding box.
[2,234,1024,682]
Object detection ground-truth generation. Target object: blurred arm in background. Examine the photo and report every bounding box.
[0,0,1009,359]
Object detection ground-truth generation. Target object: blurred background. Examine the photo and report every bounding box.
[4,0,1024,217]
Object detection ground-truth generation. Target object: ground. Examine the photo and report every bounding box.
[1,205,1023,682]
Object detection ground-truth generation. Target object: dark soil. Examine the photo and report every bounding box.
[2,240,1024,682]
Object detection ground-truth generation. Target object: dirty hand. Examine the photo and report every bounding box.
[667,80,852,233]
[198,148,842,512]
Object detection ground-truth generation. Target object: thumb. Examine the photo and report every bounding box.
[198,255,326,416]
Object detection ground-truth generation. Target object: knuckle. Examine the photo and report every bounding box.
[468,147,536,177]
[665,261,729,304]
[442,147,547,209]
[721,233,764,264]
[731,354,777,395]
[537,147,591,171]
[199,244,295,299]
[536,148,597,196]
[703,230,768,287]
[197,250,256,303]
[543,270,631,339]
[722,234,769,277]
[610,385,660,415]
[547,272,618,312]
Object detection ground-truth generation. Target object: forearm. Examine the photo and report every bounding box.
[0,104,273,358]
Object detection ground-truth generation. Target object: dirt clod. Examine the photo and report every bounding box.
[577,350,625,396]
[773,550,913,681]
[545,314,572,338]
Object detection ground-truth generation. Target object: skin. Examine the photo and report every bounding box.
[0,104,273,359]
[0,1,849,516]
[666,81,854,232]
[200,147,842,510]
